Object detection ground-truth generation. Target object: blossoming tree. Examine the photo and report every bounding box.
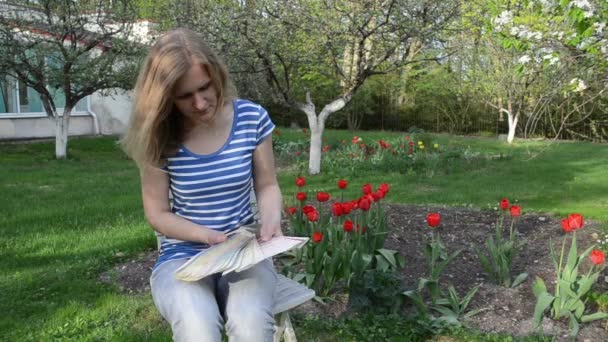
[478,0,608,143]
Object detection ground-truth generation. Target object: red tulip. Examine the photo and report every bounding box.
[561,218,574,233]
[341,202,352,215]
[362,184,372,195]
[352,136,361,144]
[566,213,584,230]
[322,145,330,152]
[509,205,521,217]
[365,193,375,203]
[372,191,382,201]
[378,139,390,149]
[295,177,306,187]
[426,213,441,227]
[317,192,331,202]
[590,250,605,265]
[378,183,390,194]
[306,210,319,222]
[337,179,348,189]
[343,220,353,232]
[312,231,323,243]
[285,207,297,215]
[296,192,307,201]
[499,198,509,210]
[302,205,316,214]
[331,203,343,216]
[358,197,371,211]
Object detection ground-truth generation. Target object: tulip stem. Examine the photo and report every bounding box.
[555,235,567,316]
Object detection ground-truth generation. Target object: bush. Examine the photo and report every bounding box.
[349,268,406,314]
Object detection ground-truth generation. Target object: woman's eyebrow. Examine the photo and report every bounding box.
[176,80,211,98]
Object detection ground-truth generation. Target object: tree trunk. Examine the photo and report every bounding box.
[309,124,322,174]
[55,108,72,159]
[507,113,518,144]
[298,92,349,174]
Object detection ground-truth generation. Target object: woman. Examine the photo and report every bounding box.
[121,28,283,341]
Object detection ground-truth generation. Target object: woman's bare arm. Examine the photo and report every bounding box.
[253,136,283,242]
[140,165,227,245]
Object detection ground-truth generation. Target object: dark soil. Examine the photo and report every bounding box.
[99,204,608,341]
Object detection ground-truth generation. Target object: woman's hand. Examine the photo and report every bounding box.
[200,228,228,245]
[259,223,283,242]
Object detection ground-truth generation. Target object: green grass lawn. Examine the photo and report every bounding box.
[1,132,606,341]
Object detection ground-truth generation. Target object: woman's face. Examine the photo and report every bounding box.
[173,63,219,125]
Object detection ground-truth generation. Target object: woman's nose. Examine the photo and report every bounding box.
[192,93,208,110]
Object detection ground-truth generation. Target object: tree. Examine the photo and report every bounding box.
[173,0,459,174]
[0,0,145,158]
[475,0,608,143]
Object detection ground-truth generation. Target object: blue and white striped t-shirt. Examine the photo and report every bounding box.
[154,99,275,270]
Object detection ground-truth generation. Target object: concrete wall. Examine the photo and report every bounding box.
[90,89,133,135]
[0,89,133,140]
[0,114,94,140]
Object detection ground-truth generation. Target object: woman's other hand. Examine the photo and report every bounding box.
[259,223,283,242]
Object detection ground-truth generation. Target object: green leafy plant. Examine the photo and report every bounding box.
[476,199,528,288]
[532,213,608,338]
[349,268,406,314]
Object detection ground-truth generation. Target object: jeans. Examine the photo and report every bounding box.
[150,258,277,342]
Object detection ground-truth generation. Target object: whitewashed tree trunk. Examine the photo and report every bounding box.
[507,112,518,144]
[298,92,350,174]
[54,108,72,159]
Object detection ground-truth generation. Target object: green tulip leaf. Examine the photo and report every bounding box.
[581,312,608,322]
[532,277,547,298]
[575,273,599,299]
[432,305,457,318]
[557,279,578,298]
[461,285,481,311]
[564,234,578,280]
[533,292,555,326]
[376,248,397,268]
[463,308,484,319]
[375,255,390,272]
[567,312,580,338]
[511,273,528,288]
[572,299,585,319]
[292,273,306,283]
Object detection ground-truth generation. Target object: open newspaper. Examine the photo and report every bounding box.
[174,225,308,282]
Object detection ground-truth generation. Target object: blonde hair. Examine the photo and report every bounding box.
[121,28,237,168]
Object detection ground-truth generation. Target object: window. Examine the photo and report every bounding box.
[18,80,30,112]
[0,77,17,113]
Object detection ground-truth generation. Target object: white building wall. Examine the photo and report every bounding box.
[0,88,134,140]
[0,114,94,139]
[90,89,133,135]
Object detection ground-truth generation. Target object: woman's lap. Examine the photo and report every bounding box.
[150,258,277,342]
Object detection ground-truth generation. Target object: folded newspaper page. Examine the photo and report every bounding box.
[174,225,309,281]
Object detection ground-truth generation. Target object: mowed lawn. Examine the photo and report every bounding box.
[1,132,607,341]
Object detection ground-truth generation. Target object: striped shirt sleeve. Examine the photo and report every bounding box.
[256,106,275,145]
